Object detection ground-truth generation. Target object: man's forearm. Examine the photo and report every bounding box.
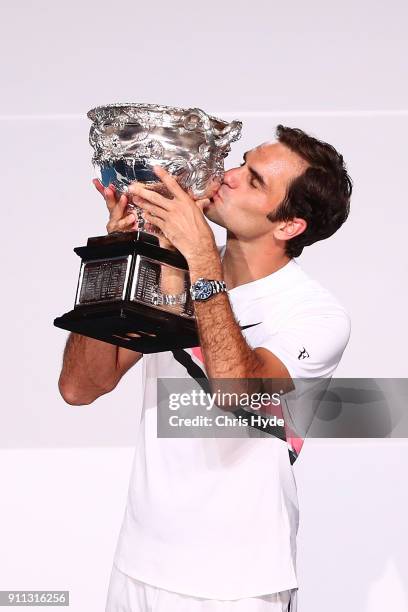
[194,293,261,379]
[189,254,262,380]
[58,333,122,405]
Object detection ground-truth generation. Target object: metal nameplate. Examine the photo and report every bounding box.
[130,255,194,317]
[76,255,132,305]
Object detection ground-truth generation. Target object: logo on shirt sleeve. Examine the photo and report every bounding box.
[298,347,310,360]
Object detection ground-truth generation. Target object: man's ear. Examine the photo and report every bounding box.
[273,218,307,241]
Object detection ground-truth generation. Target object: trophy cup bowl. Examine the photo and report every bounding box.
[54,103,242,353]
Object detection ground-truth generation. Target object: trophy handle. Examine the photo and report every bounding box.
[215,121,243,148]
[185,108,216,147]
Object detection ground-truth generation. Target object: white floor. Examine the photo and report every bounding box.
[1,442,407,612]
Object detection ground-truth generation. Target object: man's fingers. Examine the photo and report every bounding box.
[144,211,165,232]
[153,166,186,198]
[195,198,211,211]
[129,184,172,211]
[133,191,171,211]
[93,179,124,206]
[117,212,136,230]
[107,212,136,233]
[104,187,118,213]
[94,180,136,233]
[93,178,118,213]
[93,180,118,202]
[93,178,105,196]
[140,203,167,221]
[108,193,129,221]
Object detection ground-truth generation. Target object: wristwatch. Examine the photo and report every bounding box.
[190,278,227,302]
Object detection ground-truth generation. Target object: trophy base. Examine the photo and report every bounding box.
[54,300,198,354]
[54,230,199,353]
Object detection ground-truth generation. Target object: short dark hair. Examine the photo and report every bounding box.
[267,125,352,258]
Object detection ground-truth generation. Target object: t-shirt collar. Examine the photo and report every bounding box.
[218,245,304,301]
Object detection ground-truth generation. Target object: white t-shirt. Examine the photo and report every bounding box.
[113,256,351,599]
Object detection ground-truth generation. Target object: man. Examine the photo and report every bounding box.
[59,125,352,611]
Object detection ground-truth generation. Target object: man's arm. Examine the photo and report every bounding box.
[190,258,294,411]
[59,181,143,405]
[58,333,142,405]
[189,256,292,384]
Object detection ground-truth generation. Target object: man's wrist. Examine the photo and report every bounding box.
[188,260,223,283]
[187,249,223,283]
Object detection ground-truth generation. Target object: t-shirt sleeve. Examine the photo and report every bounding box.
[255,309,351,380]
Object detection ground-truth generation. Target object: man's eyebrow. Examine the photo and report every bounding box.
[243,152,267,189]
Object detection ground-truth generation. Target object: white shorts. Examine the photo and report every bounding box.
[105,564,297,612]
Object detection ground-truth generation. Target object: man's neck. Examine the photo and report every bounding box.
[222,234,291,290]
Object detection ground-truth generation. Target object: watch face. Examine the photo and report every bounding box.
[194,279,212,300]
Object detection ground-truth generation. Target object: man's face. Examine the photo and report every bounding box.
[204,142,308,240]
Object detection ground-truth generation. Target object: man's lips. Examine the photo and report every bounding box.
[209,183,226,203]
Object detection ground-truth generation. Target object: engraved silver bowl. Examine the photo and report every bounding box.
[88,103,242,234]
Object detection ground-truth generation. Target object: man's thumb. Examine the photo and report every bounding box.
[196,198,210,211]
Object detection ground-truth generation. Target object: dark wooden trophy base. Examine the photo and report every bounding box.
[54,231,199,354]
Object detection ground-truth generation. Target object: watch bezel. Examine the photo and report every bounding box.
[190,278,213,301]
[190,278,227,302]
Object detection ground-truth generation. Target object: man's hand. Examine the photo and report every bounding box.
[93,179,137,234]
[127,167,217,263]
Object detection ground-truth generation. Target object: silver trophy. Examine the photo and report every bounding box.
[54,103,242,353]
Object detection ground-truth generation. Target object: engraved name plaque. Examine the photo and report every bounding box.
[77,256,131,304]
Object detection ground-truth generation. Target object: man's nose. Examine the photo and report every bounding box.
[223,167,240,188]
